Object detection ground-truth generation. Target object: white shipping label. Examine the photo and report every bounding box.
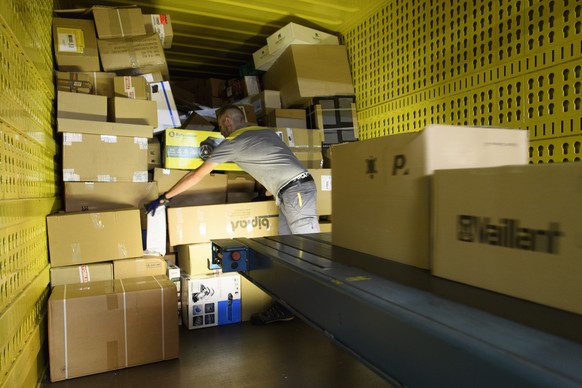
[63,169,80,181]
[320,175,332,191]
[101,135,118,143]
[135,137,148,149]
[78,265,90,283]
[133,171,148,182]
[63,133,83,146]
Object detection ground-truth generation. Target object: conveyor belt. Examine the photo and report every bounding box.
[213,233,582,387]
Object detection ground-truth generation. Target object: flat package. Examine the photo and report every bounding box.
[332,124,529,269]
[56,71,116,97]
[50,263,113,287]
[47,208,144,267]
[113,257,167,279]
[150,81,181,133]
[64,182,157,212]
[92,6,146,39]
[48,276,178,381]
[432,163,582,315]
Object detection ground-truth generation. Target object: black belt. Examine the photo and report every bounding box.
[278,173,314,197]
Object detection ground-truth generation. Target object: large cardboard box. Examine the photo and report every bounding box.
[181,273,241,329]
[432,163,582,315]
[154,168,227,207]
[109,97,158,127]
[272,128,323,169]
[47,209,144,267]
[266,22,339,54]
[56,71,116,97]
[250,90,281,118]
[48,276,178,381]
[308,168,332,216]
[332,124,529,269]
[98,34,169,79]
[52,18,100,72]
[57,91,108,122]
[143,14,173,48]
[163,129,241,171]
[113,257,167,279]
[167,201,279,246]
[62,133,148,182]
[64,181,157,212]
[50,263,113,287]
[92,6,146,39]
[176,243,215,276]
[150,81,181,133]
[113,76,149,99]
[263,45,354,108]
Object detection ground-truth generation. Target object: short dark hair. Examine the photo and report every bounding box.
[216,105,245,122]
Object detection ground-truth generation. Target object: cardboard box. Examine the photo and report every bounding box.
[53,18,100,72]
[113,257,167,279]
[57,91,108,122]
[332,124,529,269]
[143,14,173,49]
[114,76,149,99]
[181,111,215,131]
[56,71,116,97]
[64,182,158,212]
[252,44,281,71]
[57,118,153,138]
[48,276,178,381]
[272,128,323,169]
[163,129,241,171]
[432,163,582,315]
[47,208,144,267]
[153,168,227,207]
[250,90,281,118]
[266,22,339,54]
[148,137,162,169]
[264,109,307,128]
[98,34,169,79]
[150,81,181,133]
[226,171,257,203]
[50,263,113,287]
[93,6,145,39]
[62,133,148,182]
[263,45,354,108]
[176,243,215,276]
[167,201,279,245]
[181,273,241,329]
[109,97,158,127]
[308,168,332,216]
[240,277,273,322]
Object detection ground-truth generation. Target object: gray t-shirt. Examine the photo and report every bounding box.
[206,126,307,196]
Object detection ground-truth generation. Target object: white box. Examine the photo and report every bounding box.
[150,81,180,133]
[252,44,281,71]
[332,124,529,269]
[181,273,241,329]
[266,22,339,54]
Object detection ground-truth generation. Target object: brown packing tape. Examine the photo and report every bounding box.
[107,341,119,371]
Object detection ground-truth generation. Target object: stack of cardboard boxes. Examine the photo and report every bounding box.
[47,6,181,382]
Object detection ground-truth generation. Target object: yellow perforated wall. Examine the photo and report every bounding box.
[342,0,582,163]
[0,0,56,386]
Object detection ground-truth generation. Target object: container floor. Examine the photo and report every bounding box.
[41,318,390,387]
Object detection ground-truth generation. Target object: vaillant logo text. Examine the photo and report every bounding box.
[457,215,563,254]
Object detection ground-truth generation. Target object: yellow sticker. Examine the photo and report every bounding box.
[57,27,85,53]
[345,276,371,282]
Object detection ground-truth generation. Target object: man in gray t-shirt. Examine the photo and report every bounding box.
[146,105,319,324]
[147,104,320,235]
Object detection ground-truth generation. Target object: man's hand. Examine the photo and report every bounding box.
[145,195,170,216]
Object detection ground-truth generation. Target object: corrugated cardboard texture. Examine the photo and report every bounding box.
[53,18,100,72]
[47,208,144,267]
[48,276,178,381]
[93,7,146,39]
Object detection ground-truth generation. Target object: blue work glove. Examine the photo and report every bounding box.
[145,194,170,216]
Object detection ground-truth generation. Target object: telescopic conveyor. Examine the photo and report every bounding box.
[210,233,582,387]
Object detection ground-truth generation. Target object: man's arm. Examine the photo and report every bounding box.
[165,161,218,199]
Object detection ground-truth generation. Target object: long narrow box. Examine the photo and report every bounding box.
[64,181,158,212]
[50,263,113,287]
[167,201,279,246]
[47,208,143,267]
[432,163,582,315]
[48,276,178,381]
[332,124,529,269]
